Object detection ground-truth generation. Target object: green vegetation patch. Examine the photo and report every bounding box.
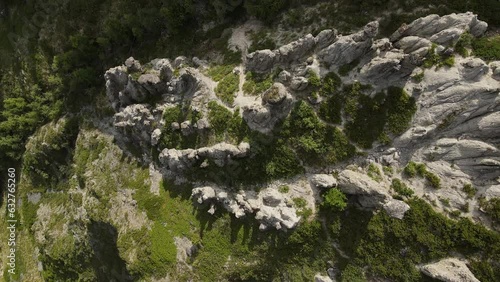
[343,84,417,148]
[215,72,239,105]
[423,44,455,69]
[472,35,500,61]
[322,189,348,212]
[391,178,414,197]
[281,100,356,166]
[243,71,273,96]
[367,163,383,182]
[404,161,441,189]
[463,183,477,199]
[159,105,205,150]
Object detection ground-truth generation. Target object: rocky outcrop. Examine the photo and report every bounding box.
[113,104,156,146]
[159,142,250,171]
[337,169,390,209]
[318,21,378,67]
[390,13,487,45]
[310,174,337,189]
[420,258,480,282]
[383,199,411,220]
[192,187,300,230]
[243,83,293,133]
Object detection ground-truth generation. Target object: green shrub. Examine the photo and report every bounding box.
[391,178,414,197]
[455,32,473,57]
[278,185,290,193]
[367,163,382,182]
[472,35,500,61]
[412,71,425,82]
[404,161,418,177]
[341,264,366,282]
[215,73,239,105]
[322,189,347,212]
[463,183,477,199]
[207,65,235,82]
[243,72,273,95]
[307,69,321,87]
[293,197,307,209]
[425,171,441,189]
[482,198,500,225]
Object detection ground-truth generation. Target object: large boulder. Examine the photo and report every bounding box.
[311,174,337,189]
[337,169,390,209]
[420,258,480,282]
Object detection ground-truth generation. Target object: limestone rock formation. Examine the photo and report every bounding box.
[420,258,480,282]
[159,142,250,171]
[191,187,301,230]
[310,174,337,189]
[337,169,390,209]
[318,21,378,67]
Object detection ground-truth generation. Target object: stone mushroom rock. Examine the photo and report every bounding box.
[311,174,338,189]
[420,258,480,282]
[383,199,410,219]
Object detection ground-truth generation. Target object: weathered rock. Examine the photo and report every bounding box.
[337,170,390,208]
[242,89,293,134]
[383,199,410,219]
[315,29,338,50]
[276,34,316,65]
[314,274,333,282]
[278,70,292,84]
[151,128,162,146]
[159,142,251,171]
[125,56,141,72]
[246,49,278,73]
[263,83,288,104]
[311,174,337,189]
[290,76,309,91]
[390,13,487,45]
[192,187,300,230]
[114,104,155,145]
[420,258,480,282]
[460,58,489,81]
[318,22,378,67]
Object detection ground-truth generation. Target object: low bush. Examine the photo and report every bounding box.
[215,73,239,105]
[243,71,273,95]
[322,189,347,212]
[391,178,414,197]
[472,35,500,61]
[463,183,477,199]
